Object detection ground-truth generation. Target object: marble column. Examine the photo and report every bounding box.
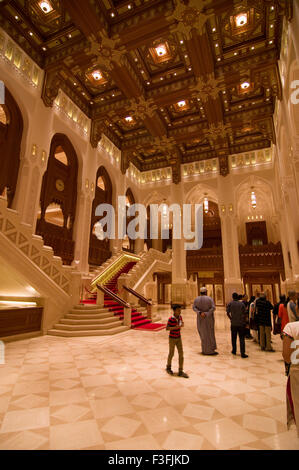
[170,182,187,305]
[220,211,243,303]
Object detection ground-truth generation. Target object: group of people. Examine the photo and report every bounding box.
[165,287,299,437]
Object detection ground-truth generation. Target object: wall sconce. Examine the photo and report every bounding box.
[32,144,37,156]
[221,205,226,214]
[41,150,46,162]
[229,204,233,212]
[85,179,89,189]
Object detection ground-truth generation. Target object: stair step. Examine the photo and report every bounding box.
[47,326,129,337]
[66,312,115,320]
[53,321,123,331]
[74,305,104,311]
[70,307,107,314]
[60,317,121,325]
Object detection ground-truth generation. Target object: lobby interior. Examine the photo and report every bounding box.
[0,0,299,451]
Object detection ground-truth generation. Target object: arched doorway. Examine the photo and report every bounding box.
[124,188,135,253]
[36,134,78,265]
[0,87,23,207]
[186,200,225,305]
[89,166,112,266]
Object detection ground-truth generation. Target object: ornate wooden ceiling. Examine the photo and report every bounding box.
[0,0,293,182]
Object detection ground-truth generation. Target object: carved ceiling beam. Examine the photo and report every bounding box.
[143,113,168,137]
[186,31,214,78]
[62,0,107,37]
[203,96,224,125]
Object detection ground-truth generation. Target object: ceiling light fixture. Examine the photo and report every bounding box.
[29,31,33,36]
[125,116,133,122]
[155,45,167,57]
[92,70,102,81]
[241,81,250,90]
[177,100,186,107]
[235,13,248,27]
[39,1,53,14]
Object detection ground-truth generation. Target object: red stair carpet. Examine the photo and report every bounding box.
[81,261,166,331]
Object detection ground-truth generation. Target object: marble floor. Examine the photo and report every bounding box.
[0,306,298,450]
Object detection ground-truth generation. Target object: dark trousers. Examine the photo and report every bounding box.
[231,326,246,355]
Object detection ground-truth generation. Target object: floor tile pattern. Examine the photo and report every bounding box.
[0,307,298,450]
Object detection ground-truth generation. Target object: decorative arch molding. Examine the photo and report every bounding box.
[0,86,24,207]
[36,133,78,265]
[125,187,135,205]
[184,183,219,206]
[142,190,170,207]
[89,165,112,266]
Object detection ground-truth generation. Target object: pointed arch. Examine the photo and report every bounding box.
[0,86,23,207]
[36,133,78,265]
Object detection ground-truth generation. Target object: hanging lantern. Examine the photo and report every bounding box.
[204,197,209,214]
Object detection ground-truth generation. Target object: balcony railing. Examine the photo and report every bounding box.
[239,242,285,274]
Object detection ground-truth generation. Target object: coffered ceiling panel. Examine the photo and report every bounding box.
[0,0,292,181]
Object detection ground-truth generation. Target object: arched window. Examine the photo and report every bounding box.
[54,146,68,166]
[0,87,23,207]
[89,166,112,266]
[44,203,64,227]
[36,134,78,265]
[0,105,8,125]
[97,176,106,191]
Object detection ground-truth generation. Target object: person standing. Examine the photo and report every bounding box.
[287,291,299,323]
[166,304,189,378]
[226,293,248,358]
[192,287,218,355]
[282,320,299,437]
[249,295,259,343]
[255,292,274,351]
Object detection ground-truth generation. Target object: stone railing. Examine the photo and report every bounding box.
[0,197,73,295]
[239,242,285,275]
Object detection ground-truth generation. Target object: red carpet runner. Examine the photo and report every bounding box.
[82,261,165,331]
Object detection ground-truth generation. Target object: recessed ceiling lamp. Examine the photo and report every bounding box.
[92,70,102,81]
[155,45,167,57]
[235,13,248,27]
[39,1,53,14]
[241,81,250,90]
[125,116,133,122]
[177,100,186,108]
[111,12,115,17]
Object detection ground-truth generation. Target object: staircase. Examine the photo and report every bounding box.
[103,261,151,329]
[47,304,129,337]
[47,258,151,336]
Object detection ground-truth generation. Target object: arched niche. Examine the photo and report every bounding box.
[0,87,23,207]
[89,166,112,266]
[36,134,78,265]
[124,188,135,253]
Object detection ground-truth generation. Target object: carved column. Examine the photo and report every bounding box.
[220,211,243,303]
[72,189,93,273]
[170,182,187,305]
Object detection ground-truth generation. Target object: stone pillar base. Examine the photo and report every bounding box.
[96,288,105,307]
[224,280,243,305]
[171,283,187,306]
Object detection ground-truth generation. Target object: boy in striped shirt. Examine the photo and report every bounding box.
[166,304,189,378]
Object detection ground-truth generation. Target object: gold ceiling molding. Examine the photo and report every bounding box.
[129,97,157,120]
[190,74,223,102]
[166,0,214,37]
[205,123,233,142]
[88,32,125,71]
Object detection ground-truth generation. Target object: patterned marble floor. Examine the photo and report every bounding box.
[0,306,298,450]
